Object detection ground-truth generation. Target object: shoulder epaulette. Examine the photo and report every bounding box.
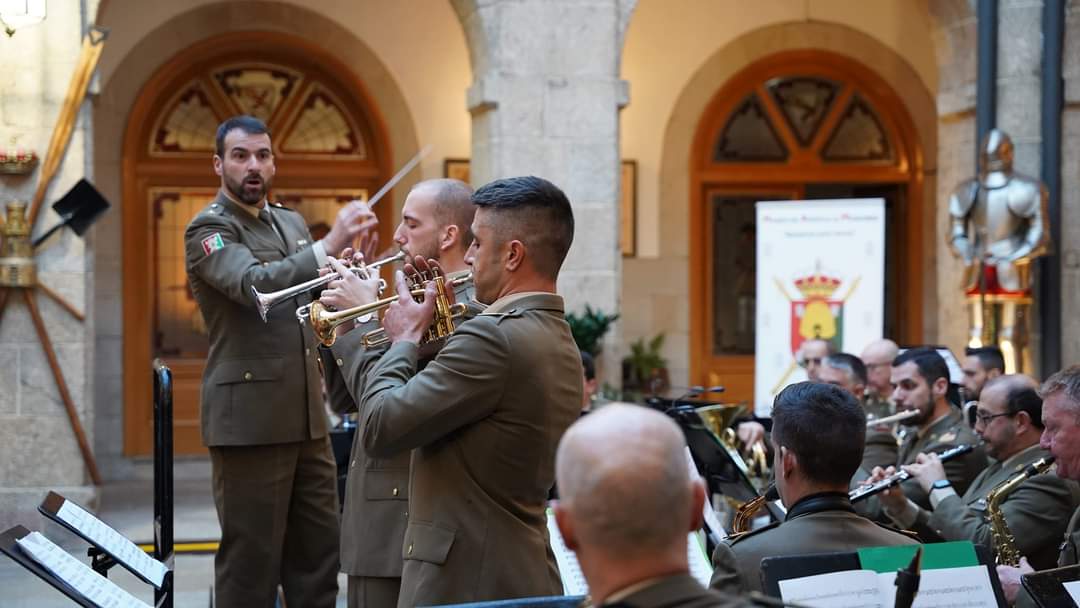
[874,520,920,541]
[725,520,781,545]
[479,308,525,324]
[271,201,297,212]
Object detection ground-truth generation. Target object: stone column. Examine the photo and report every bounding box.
[454,0,634,386]
[1060,0,1080,366]
[0,8,97,529]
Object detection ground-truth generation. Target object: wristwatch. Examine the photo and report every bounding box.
[931,479,952,490]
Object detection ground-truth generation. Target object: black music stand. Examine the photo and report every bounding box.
[0,525,98,608]
[759,545,1006,606]
[38,491,170,592]
[1021,564,1080,607]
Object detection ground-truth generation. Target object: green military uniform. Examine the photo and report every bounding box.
[185,192,339,607]
[911,446,1079,570]
[710,493,918,595]
[607,574,754,608]
[1014,507,1080,607]
[352,292,583,607]
[862,392,899,472]
[319,275,478,608]
[896,409,987,508]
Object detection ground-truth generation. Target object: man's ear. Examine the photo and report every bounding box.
[933,377,949,399]
[213,155,223,177]
[505,239,526,272]
[553,503,578,551]
[988,368,1003,380]
[440,224,459,253]
[688,478,706,533]
[780,445,797,479]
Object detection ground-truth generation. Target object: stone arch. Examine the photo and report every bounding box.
[91,0,420,476]
[649,21,938,388]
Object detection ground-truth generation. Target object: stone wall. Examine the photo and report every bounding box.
[0,6,97,529]
[1061,1,1080,366]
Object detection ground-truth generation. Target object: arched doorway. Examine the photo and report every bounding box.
[122,32,392,456]
[689,50,925,404]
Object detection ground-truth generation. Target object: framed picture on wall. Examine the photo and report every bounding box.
[621,160,637,257]
[444,158,471,183]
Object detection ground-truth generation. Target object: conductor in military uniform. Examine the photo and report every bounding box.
[353,176,583,606]
[317,178,477,608]
[184,115,376,607]
[872,374,1079,569]
[867,347,987,509]
[710,382,917,595]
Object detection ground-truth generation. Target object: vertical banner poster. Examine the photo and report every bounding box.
[754,199,885,416]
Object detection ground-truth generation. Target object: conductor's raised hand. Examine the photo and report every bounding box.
[381,270,437,345]
[323,199,378,257]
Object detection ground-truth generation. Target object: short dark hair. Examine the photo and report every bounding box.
[215,115,270,157]
[965,346,1006,373]
[471,176,575,279]
[581,350,595,381]
[893,347,949,388]
[423,179,476,251]
[824,353,868,386]
[771,382,865,486]
[1005,385,1043,429]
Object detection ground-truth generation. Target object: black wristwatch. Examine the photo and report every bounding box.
[931,479,952,490]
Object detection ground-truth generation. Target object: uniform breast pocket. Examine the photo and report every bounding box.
[214,357,285,414]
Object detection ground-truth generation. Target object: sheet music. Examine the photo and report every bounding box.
[779,565,998,607]
[546,509,714,595]
[56,499,169,588]
[685,448,726,541]
[16,531,152,608]
[1062,580,1080,602]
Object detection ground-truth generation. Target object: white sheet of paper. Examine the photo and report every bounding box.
[56,499,169,588]
[546,508,715,595]
[1063,580,1080,602]
[16,531,152,608]
[780,565,998,608]
[685,447,727,541]
[779,569,884,607]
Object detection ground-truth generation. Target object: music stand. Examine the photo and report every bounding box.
[759,545,1007,606]
[0,525,98,608]
[38,491,171,590]
[31,178,111,248]
[1021,564,1080,608]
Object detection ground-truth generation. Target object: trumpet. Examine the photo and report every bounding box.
[253,251,405,322]
[849,444,974,503]
[304,272,472,347]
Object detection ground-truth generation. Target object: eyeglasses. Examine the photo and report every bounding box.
[797,357,823,369]
[865,362,891,370]
[973,410,1015,426]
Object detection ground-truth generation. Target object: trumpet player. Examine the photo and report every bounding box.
[351,176,582,606]
[317,178,476,608]
[999,366,1080,606]
[183,115,378,607]
[869,375,1079,571]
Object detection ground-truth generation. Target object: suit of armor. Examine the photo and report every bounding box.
[948,130,1050,373]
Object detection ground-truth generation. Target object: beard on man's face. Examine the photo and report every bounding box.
[226,172,269,205]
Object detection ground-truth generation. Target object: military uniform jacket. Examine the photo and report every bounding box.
[322,278,477,579]
[915,446,1080,570]
[710,493,918,595]
[606,574,753,608]
[185,192,325,446]
[897,409,987,508]
[356,292,583,607]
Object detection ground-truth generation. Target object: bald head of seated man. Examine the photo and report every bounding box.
[554,403,750,608]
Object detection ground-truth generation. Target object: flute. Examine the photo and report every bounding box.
[849,444,975,503]
[866,409,919,428]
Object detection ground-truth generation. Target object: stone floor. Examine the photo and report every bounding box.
[0,460,348,607]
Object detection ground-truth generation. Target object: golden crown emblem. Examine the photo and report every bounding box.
[794,270,841,300]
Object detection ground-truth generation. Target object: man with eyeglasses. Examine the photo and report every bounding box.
[873,374,1078,570]
[798,338,834,381]
[861,338,899,417]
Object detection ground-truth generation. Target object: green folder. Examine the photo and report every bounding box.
[857,541,980,573]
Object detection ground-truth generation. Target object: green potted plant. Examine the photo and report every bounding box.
[622,333,669,396]
[565,305,619,355]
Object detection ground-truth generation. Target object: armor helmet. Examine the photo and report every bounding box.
[979,129,1014,175]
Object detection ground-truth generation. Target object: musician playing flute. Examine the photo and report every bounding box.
[869,375,1078,569]
[184,115,376,607]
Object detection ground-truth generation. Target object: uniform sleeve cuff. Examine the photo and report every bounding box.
[929,486,959,509]
[885,499,921,528]
[312,240,329,267]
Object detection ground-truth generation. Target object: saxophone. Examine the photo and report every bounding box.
[986,456,1055,566]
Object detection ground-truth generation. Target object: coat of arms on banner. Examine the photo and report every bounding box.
[771,263,860,392]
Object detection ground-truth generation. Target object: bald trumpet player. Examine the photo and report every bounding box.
[316,178,477,608]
